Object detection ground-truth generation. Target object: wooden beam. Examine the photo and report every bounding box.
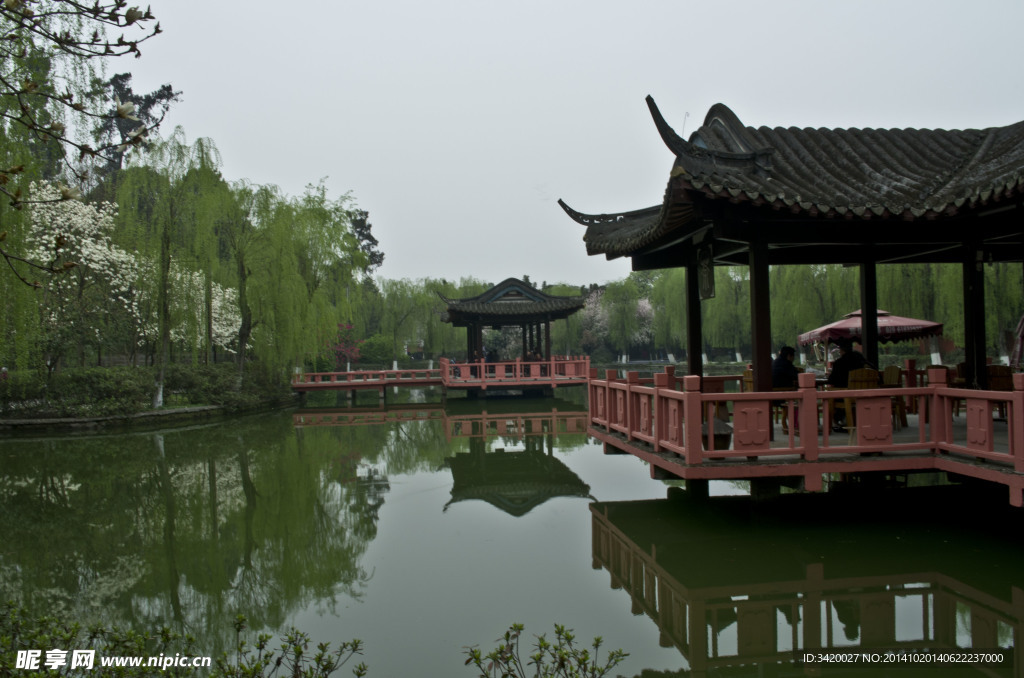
[686,257,703,377]
[963,244,987,388]
[749,239,772,392]
[860,260,879,368]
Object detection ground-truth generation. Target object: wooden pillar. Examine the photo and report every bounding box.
[521,325,527,359]
[686,256,703,377]
[544,319,551,359]
[860,260,879,368]
[964,243,987,388]
[749,239,772,392]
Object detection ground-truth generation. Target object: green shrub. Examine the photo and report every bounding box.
[0,606,366,678]
[355,335,391,366]
[46,367,153,417]
[1,607,628,678]
[464,624,627,678]
[0,363,288,419]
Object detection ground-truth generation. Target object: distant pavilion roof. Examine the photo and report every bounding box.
[441,277,585,327]
[560,98,1024,266]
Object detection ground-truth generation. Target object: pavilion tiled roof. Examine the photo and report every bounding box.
[441,277,584,324]
[562,98,1024,258]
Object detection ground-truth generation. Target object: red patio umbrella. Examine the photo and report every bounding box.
[797,309,943,346]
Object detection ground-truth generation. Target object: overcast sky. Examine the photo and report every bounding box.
[126,0,1024,287]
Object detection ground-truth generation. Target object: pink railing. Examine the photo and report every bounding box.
[292,367,441,386]
[439,356,590,387]
[587,368,1024,476]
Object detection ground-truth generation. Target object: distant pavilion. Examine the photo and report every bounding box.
[441,278,585,361]
[561,97,1024,390]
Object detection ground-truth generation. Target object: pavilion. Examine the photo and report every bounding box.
[440,277,585,361]
[560,98,1024,391]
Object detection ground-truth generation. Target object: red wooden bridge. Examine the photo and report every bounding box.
[291,356,590,395]
[588,365,1024,506]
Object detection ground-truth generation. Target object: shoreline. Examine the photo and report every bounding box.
[0,396,298,435]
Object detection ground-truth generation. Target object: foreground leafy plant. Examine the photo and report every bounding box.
[464,623,628,678]
[0,605,366,678]
[212,616,366,678]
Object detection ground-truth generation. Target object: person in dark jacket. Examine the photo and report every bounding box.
[827,338,870,431]
[826,339,868,388]
[772,346,799,432]
[772,346,799,388]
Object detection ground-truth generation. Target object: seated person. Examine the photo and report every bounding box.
[826,339,870,431]
[826,339,868,388]
[772,346,799,388]
[772,346,799,432]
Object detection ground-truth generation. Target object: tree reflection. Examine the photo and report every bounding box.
[0,412,383,653]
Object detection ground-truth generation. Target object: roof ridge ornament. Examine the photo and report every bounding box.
[646,96,774,177]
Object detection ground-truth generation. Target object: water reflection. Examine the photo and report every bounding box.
[0,397,591,659]
[591,490,1024,676]
[0,414,382,652]
[446,444,594,516]
[295,399,593,517]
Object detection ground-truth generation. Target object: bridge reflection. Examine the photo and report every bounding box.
[293,400,588,443]
[591,492,1023,677]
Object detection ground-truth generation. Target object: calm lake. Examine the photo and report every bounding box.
[2,388,1022,677]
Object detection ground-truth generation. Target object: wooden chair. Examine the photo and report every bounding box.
[842,367,880,442]
[773,386,797,432]
[882,365,908,430]
[926,365,962,416]
[987,364,1013,419]
[743,368,791,433]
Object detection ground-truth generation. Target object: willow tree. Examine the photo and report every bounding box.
[701,267,749,360]
[985,263,1024,356]
[117,128,229,405]
[290,181,365,363]
[419,276,491,359]
[601,277,640,362]
[226,181,367,380]
[545,283,586,356]
[649,269,687,358]
[378,278,427,363]
[769,265,831,350]
[421,278,463,359]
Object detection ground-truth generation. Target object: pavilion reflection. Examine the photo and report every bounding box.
[293,398,592,517]
[444,443,593,516]
[591,492,1023,677]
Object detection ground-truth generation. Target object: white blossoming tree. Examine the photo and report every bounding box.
[580,288,610,356]
[131,263,241,357]
[1,0,166,284]
[632,297,654,355]
[26,180,140,372]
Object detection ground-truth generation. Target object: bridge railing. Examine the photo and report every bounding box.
[439,356,590,387]
[291,367,441,386]
[587,367,1024,477]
